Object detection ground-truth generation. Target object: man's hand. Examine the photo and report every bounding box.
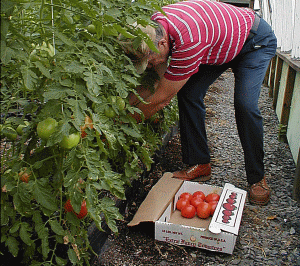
[133,76,189,122]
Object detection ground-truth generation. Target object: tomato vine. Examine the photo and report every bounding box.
[1,0,179,265]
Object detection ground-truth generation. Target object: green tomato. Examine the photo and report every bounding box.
[16,121,30,136]
[60,132,80,149]
[87,24,96,34]
[37,117,58,140]
[104,106,116,118]
[3,127,18,141]
[116,97,126,111]
[109,96,117,104]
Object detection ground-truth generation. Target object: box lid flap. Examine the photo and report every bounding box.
[209,183,247,235]
[128,172,183,226]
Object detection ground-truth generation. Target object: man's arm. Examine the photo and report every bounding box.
[131,76,189,122]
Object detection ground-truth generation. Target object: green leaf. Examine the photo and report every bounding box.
[21,65,38,91]
[67,248,78,264]
[114,24,135,39]
[120,124,142,139]
[1,45,14,64]
[41,237,50,258]
[35,223,49,241]
[101,171,125,199]
[33,179,57,211]
[55,256,67,266]
[54,30,75,47]
[9,221,21,234]
[99,197,123,233]
[83,71,103,95]
[20,223,33,246]
[64,61,85,74]
[1,205,10,226]
[34,61,51,78]
[5,236,19,257]
[49,220,65,236]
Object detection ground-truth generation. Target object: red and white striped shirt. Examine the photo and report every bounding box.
[151,0,255,81]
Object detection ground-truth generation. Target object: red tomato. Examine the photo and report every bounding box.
[64,199,74,212]
[190,196,204,208]
[75,200,88,219]
[192,191,205,201]
[80,116,94,138]
[181,205,196,219]
[205,193,220,203]
[196,202,212,219]
[176,199,190,211]
[209,200,218,216]
[180,192,193,202]
[19,169,31,183]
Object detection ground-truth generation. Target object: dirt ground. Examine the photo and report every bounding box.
[92,71,300,266]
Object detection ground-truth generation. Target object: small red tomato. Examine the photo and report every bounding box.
[75,200,88,219]
[176,199,190,211]
[181,205,196,219]
[180,192,193,202]
[192,191,205,201]
[64,199,74,213]
[196,202,212,219]
[19,172,30,183]
[205,193,220,203]
[190,196,204,208]
[209,200,218,216]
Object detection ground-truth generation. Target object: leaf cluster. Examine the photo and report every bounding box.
[1,0,179,265]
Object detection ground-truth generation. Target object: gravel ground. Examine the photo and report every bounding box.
[94,70,300,266]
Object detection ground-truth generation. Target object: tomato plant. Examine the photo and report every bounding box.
[1,0,178,265]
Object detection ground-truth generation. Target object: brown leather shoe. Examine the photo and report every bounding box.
[248,177,271,205]
[173,163,211,182]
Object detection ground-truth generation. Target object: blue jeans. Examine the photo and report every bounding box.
[177,17,277,185]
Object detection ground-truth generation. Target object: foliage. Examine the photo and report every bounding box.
[1,0,179,265]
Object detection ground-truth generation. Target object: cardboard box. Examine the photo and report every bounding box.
[128,172,247,254]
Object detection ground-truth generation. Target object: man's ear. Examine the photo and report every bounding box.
[158,38,168,48]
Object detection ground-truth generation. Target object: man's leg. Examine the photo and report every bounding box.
[231,19,277,185]
[175,64,228,179]
[231,18,277,205]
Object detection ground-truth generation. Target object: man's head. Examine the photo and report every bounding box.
[120,22,169,74]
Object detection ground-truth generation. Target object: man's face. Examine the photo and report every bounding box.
[147,39,169,69]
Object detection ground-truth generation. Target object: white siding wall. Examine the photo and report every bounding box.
[260,0,300,59]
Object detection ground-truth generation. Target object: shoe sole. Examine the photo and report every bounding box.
[248,197,270,206]
[174,174,211,182]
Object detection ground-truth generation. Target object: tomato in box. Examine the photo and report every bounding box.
[181,205,196,219]
[176,198,190,211]
[196,202,212,219]
[179,192,193,202]
[192,191,205,201]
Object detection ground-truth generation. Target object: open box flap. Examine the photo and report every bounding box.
[128,172,183,226]
[209,183,247,235]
